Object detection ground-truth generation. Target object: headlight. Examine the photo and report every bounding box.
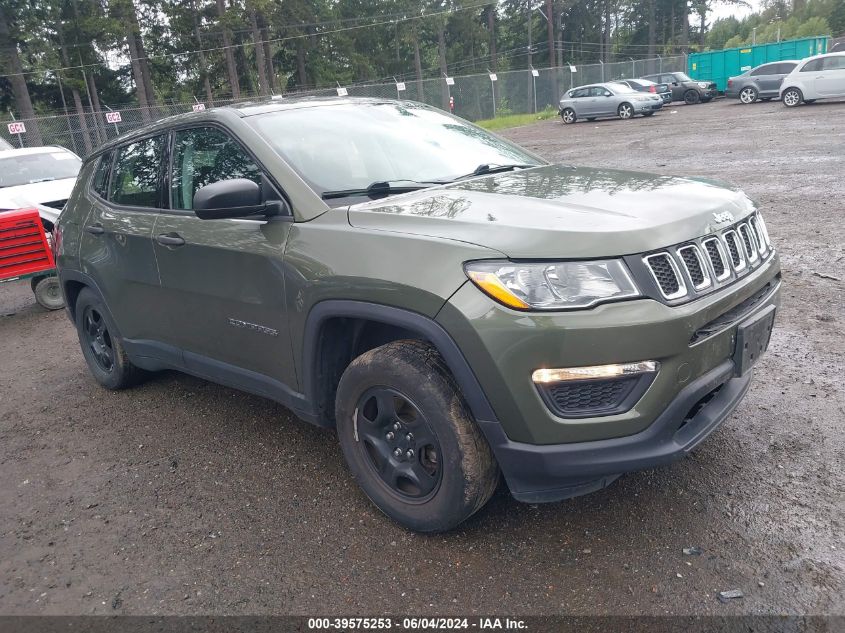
[698,82,709,88]
[464,260,640,311]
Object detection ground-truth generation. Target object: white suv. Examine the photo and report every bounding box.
[781,52,845,107]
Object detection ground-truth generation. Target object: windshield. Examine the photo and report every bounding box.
[674,73,693,82]
[246,102,544,197]
[0,151,81,188]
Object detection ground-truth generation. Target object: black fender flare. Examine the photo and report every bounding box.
[302,300,498,426]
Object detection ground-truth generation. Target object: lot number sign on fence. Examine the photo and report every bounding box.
[192,104,206,112]
[105,112,122,124]
[7,122,26,135]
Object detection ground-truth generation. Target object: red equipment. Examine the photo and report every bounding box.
[0,208,65,310]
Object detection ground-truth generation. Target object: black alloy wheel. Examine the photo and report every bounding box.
[354,387,442,500]
[82,305,115,373]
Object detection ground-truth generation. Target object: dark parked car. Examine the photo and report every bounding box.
[54,98,780,532]
[726,61,799,104]
[613,78,672,104]
[641,72,717,104]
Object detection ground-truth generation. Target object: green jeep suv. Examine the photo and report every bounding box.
[54,98,781,532]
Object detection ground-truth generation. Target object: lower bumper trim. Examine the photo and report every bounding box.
[480,359,752,503]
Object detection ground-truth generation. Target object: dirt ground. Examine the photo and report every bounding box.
[1,98,843,617]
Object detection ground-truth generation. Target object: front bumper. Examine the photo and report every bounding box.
[436,252,780,500]
[478,359,751,502]
[634,100,664,113]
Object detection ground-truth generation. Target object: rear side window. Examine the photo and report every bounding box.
[569,88,588,98]
[109,136,165,208]
[750,64,776,76]
[777,62,797,74]
[801,59,823,72]
[91,152,112,198]
[822,56,845,70]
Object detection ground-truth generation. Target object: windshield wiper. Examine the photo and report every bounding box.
[451,163,539,181]
[321,180,442,200]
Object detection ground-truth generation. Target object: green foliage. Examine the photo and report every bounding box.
[475,106,558,131]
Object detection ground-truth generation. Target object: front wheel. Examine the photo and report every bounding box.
[783,88,803,107]
[617,103,634,119]
[684,89,701,105]
[335,340,499,532]
[560,108,576,124]
[739,87,758,104]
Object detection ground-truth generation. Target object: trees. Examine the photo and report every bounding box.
[1,0,840,128]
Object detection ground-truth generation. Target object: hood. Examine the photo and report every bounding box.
[348,165,756,259]
[0,177,76,224]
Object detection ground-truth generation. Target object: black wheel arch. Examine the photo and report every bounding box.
[302,300,498,429]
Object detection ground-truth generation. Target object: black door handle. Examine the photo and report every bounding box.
[84,224,104,235]
[156,233,185,247]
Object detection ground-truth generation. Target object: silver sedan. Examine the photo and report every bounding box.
[558,82,663,124]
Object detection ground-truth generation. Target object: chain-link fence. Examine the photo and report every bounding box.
[0,55,686,157]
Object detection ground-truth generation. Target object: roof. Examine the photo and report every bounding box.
[0,146,79,158]
[86,96,423,159]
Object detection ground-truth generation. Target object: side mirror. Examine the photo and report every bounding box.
[193,178,270,220]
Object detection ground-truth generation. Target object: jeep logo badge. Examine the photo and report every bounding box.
[713,211,734,224]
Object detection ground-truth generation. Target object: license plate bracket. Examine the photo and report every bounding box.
[733,305,776,376]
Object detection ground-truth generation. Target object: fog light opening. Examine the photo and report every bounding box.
[532,361,659,384]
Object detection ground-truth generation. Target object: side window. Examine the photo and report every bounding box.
[750,64,774,76]
[801,59,823,72]
[170,127,262,210]
[661,74,677,84]
[91,152,112,198]
[822,56,845,70]
[590,87,610,97]
[109,136,165,208]
[778,63,797,74]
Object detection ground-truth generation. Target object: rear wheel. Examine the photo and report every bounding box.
[739,87,758,104]
[74,288,146,389]
[561,108,576,124]
[617,102,634,119]
[783,87,802,107]
[684,89,701,105]
[335,340,499,532]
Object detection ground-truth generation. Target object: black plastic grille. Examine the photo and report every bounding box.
[679,246,705,286]
[544,376,639,416]
[725,233,742,267]
[646,254,680,296]
[704,239,726,277]
[738,224,756,259]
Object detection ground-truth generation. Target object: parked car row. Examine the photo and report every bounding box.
[726,51,845,107]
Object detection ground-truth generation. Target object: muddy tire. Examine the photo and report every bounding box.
[74,288,146,390]
[335,340,499,532]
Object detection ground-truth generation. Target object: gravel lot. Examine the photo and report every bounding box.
[1,98,843,617]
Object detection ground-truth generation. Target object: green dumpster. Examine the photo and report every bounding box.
[688,36,830,92]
